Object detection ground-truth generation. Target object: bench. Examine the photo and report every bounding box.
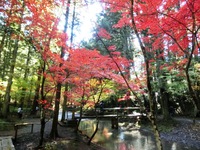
[14,123,34,141]
[0,136,15,150]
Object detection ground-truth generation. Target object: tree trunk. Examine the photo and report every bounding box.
[75,106,83,132]
[1,46,11,80]
[61,83,68,122]
[87,119,99,145]
[38,109,46,147]
[0,28,7,79]
[50,0,70,139]
[2,0,25,118]
[38,61,46,147]
[70,1,76,48]
[50,83,61,139]
[31,67,42,115]
[87,104,99,145]
[185,10,200,123]
[146,61,163,150]
[19,46,31,107]
[160,88,170,120]
[130,0,162,149]
[155,48,170,120]
[0,7,13,80]
[2,36,19,117]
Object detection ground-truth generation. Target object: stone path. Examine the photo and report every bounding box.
[0,136,15,150]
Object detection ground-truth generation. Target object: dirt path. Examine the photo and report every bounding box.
[0,118,47,137]
[0,118,105,150]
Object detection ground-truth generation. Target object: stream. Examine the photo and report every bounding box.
[79,119,199,150]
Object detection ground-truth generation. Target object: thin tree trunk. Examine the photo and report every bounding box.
[0,7,12,79]
[0,28,7,79]
[19,45,31,107]
[156,48,170,120]
[86,79,105,143]
[39,110,46,147]
[50,83,61,138]
[2,45,11,80]
[60,0,75,122]
[130,0,162,149]
[50,0,71,139]
[185,9,200,123]
[2,1,25,117]
[87,119,99,145]
[38,61,47,147]
[160,88,170,120]
[70,1,76,48]
[61,83,68,122]
[31,67,42,115]
[2,36,19,117]
[75,106,82,132]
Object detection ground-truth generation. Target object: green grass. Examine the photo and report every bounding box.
[140,118,177,133]
[157,119,176,132]
[0,119,15,130]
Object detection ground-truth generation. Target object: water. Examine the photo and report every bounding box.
[79,119,199,150]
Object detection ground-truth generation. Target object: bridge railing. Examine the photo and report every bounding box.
[103,107,140,111]
[102,107,140,114]
[92,107,141,118]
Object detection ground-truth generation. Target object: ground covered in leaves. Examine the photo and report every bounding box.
[13,120,106,150]
[14,127,105,150]
[160,118,200,149]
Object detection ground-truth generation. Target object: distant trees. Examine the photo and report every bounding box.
[82,9,136,61]
[0,0,38,117]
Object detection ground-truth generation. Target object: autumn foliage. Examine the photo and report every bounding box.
[0,0,199,116]
[1,0,200,149]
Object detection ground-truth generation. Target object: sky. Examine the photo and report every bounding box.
[75,2,103,42]
[57,1,103,45]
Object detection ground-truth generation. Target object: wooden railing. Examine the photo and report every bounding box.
[14,123,35,141]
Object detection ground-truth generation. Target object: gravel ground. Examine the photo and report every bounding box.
[160,118,200,149]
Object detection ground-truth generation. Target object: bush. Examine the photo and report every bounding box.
[0,119,15,130]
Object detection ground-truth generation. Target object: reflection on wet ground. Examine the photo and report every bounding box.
[79,120,199,150]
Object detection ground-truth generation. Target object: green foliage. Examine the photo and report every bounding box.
[81,9,134,59]
[167,79,187,96]
[141,118,176,133]
[10,76,36,104]
[157,119,177,133]
[0,119,15,130]
[44,142,57,150]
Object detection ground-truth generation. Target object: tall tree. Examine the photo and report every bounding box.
[50,0,71,138]
[142,0,200,120]
[31,66,42,115]
[2,0,25,117]
[100,0,163,149]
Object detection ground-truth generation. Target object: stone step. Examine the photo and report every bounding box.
[0,136,15,150]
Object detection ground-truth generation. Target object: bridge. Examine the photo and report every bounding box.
[75,107,146,129]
